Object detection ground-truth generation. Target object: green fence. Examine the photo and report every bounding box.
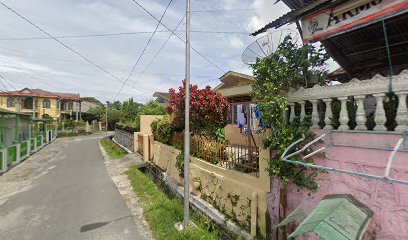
[37,136,43,148]
[20,141,28,158]
[7,145,17,166]
[0,151,3,171]
[30,138,36,152]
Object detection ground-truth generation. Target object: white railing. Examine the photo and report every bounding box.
[287,70,408,132]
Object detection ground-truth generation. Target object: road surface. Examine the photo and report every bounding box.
[0,134,144,240]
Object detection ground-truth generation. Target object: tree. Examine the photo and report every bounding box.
[80,97,103,106]
[251,36,329,192]
[134,100,166,130]
[107,101,122,110]
[166,81,229,139]
[122,98,144,121]
[89,105,124,130]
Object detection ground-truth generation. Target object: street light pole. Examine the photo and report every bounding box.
[183,0,191,228]
[176,0,193,231]
[105,103,108,136]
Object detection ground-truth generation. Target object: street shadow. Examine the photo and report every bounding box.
[80,215,131,233]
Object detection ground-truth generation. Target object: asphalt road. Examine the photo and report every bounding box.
[0,134,143,240]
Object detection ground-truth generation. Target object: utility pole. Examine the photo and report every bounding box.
[105,103,108,136]
[176,0,194,231]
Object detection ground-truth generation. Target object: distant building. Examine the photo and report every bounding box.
[214,71,262,146]
[153,92,170,106]
[0,88,81,121]
[73,101,100,113]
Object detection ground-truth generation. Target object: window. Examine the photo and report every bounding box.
[7,97,14,107]
[43,99,51,108]
[226,104,238,125]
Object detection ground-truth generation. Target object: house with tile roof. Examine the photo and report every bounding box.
[0,88,82,121]
[153,92,170,106]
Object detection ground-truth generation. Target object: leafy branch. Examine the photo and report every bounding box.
[251,35,329,192]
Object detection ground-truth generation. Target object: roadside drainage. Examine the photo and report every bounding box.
[138,163,252,240]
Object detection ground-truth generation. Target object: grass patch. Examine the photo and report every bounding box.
[100,138,127,159]
[127,166,225,240]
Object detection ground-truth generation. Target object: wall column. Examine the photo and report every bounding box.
[338,97,349,131]
[28,119,32,153]
[75,102,79,122]
[16,97,21,112]
[373,93,387,131]
[14,114,19,143]
[355,95,367,130]
[299,101,306,122]
[32,97,36,119]
[79,102,82,120]
[288,103,295,123]
[323,98,333,130]
[395,91,408,132]
[0,114,4,149]
[310,99,320,129]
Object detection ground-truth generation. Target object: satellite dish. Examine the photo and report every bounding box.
[242,29,300,65]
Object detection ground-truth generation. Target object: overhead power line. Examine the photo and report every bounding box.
[113,0,174,101]
[0,1,146,95]
[0,30,250,41]
[129,14,185,86]
[130,0,226,74]
[0,78,9,91]
[191,8,255,13]
[0,73,17,90]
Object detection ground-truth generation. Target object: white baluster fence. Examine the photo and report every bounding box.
[287,71,408,132]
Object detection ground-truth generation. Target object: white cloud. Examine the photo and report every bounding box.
[228,36,245,51]
[247,0,291,32]
[1,0,329,103]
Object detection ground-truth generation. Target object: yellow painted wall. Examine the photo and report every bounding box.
[224,124,264,147]
[0,96,18,112]
[38,98,59,119]
[140,115,164,135]
[150,140,270,237]
[0,96,61,119]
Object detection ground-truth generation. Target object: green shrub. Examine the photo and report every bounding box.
[176,152,184,172]
[151,115,174,144]
[100,138,127,159]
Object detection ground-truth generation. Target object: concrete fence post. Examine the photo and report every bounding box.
[1,149,7,172]
[258,148,272,238]
[149,134,154,161]
[143,134,149,162]
[16,144,21,164]
[86,121,90,133]
[259,148,271,192]
[33,137,37,152]
[251,192,259,238]
[134,132,140,152]
[27,139,31,155]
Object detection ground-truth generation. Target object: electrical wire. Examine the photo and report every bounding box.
[191,8,255,13]
[0,73,17,90]
[0,56,72,89]
[113,0,174,101]
[128,14,185,86]
[0,78,9,91]
[130,0,226,74]
[0,30,251,41]
[0,1,146,95]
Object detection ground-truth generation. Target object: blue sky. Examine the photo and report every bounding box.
[0,0,296,102]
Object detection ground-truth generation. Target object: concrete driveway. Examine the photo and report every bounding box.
[0,133,145,240]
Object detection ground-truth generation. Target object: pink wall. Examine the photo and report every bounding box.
[268,131,408,240]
